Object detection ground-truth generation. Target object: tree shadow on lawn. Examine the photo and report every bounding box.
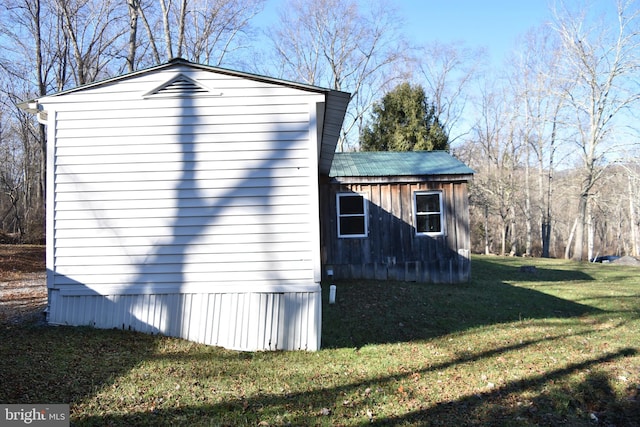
[71,341,638,426]
[3,319,636,426]
[3,255,630,426]
[368,347,639,427]
[1,269,636,426]
[321,261,600,349]
[470,256,597,283]
[0,322,159,405]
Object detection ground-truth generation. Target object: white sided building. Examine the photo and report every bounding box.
[21,58,350,351]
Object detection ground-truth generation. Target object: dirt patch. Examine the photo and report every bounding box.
[0,245,46,324]
[613,255,640,266]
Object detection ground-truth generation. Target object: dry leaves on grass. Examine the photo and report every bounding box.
[0,272,47,324]
[0,245,46,324]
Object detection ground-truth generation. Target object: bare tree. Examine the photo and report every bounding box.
[183,0,264,65]
[131,0,160,66]
[469,77,525,255]
[552,0,640,260]
[416,41,486,145]
[146,0,264,67]
[54,0,128,86]
[0,0,61,240]
[507,25,572,257]
[610,160,640,256]
[0,0,268,240]
[266,0,409,151]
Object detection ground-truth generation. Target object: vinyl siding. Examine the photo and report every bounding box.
[48,290,320,351]
[41,64,328,350]
[47,66,321,289]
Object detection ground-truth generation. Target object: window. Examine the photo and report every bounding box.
[337,193,368,238]
[414,191,444,235]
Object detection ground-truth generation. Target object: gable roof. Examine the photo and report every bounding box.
[329,151,475,177]
[19,58,350,174]
[24,57,343,100]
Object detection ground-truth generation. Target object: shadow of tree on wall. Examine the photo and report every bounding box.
[48,69,319,350]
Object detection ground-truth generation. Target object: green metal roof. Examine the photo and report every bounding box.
[329,151,475,177]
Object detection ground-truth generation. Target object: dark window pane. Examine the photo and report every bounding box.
[339,195,365,215]
[416,194,440,213]
[417,214,441,233]
[340,216,365,235]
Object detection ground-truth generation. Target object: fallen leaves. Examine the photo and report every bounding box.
[0,245,46,324]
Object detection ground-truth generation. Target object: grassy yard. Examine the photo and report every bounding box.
[1,253,639,426]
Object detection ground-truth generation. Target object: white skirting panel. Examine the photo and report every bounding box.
[47,289,322,351]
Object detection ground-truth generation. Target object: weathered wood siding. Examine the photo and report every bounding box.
[320,177,471,283]
[41,64,327,350]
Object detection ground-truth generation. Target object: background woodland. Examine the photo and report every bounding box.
[1,0,639,261]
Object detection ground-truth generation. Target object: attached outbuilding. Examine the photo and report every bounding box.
[320,151,474,284]
[21,58,350,351]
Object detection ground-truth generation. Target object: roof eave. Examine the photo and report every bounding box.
[18,58,351,174]
[319,90,351,174]
[329,173,474,184]
[26,58,349,103]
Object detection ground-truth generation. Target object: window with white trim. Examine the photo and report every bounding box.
[336,193,368,238]
[414,191,444,235]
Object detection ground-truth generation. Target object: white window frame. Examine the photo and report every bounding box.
[414,191,445,236]
[336,193,368,238]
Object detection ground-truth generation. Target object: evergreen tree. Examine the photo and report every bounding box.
[360,82,449,151]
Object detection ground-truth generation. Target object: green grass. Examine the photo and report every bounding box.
[1,256,639,426]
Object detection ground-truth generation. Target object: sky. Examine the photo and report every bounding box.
[253,0,633,151]
[257,0,556,65]
[395,1,552,63]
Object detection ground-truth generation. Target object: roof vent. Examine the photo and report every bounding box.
[143,73,221,98]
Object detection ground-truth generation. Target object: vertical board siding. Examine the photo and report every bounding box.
[43,64,326,351]
[321,178,471,283]
[48,290,320,351]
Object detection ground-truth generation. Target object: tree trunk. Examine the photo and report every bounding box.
[629,174,638,256]
[587,200,594,261]
[176,0,187,58]
[509,207,517,256]
[565,217,578,259]
[571,193,588,261]
[139,4,161,64]
[541,113,558,258]
[160,0,173,59]
[500,218,507,256]
[126,0,140,72]
[524,151,532,256]
[33,0,46,237]
[484,205,490,255]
